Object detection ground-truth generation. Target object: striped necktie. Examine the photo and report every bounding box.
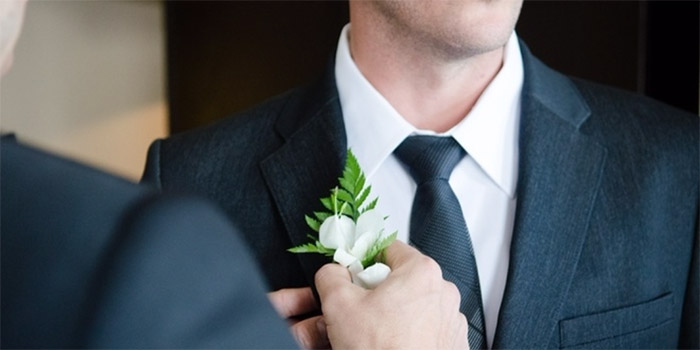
[395,135,487,349]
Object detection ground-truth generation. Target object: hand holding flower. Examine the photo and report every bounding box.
[315,241,469,350]
[270,241,468,350]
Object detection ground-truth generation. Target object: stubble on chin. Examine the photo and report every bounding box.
[367,0,519,63]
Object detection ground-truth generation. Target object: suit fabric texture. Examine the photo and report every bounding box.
[1,137,296,349]
[142,43,699,348]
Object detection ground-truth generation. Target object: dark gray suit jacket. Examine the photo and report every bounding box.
[143,44,699,348]
[1,136,296,348]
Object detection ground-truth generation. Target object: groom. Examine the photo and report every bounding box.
[143,0,698,348]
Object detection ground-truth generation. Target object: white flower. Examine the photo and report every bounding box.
[319,209,391,288]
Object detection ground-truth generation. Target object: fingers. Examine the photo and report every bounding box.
[443,280,462,311]
[383,240,419,268]
[315,263,354,298]
[289,315,330,349]
[268,287,329,349]
[267,287,317,319]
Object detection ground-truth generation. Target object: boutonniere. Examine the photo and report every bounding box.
[289,150,397,289]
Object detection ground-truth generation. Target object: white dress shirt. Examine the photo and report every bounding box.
[335,24,523,347]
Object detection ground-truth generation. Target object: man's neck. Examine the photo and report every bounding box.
[348,20,505,133]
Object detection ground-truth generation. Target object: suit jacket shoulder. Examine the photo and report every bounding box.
[570,78,698,200]
[144,73,337,190]
[573,77,698,150]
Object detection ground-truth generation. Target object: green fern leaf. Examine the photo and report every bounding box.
[346,149,362,180]
[340,204,353,217]
[356,186,371,209]
[316,241,336,256]
[320,197,332,211]
[355,173,366,197]
[288,241,335,256]
[288,243,323,253]
[305,215,321,232]
[336,188,354,205]
[360,231,398,267]
[362,197,379,213]
[314,211,331,222]
[338,177,354,194]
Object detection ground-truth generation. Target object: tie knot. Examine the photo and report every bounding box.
[394,136,465,183]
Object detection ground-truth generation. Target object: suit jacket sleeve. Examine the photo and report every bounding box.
[82,194,296,349]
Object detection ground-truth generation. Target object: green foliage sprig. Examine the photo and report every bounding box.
[288,149,396,268]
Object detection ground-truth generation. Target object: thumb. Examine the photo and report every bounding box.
[315,263,357,299]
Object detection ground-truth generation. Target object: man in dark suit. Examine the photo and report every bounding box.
[143,0,698,348]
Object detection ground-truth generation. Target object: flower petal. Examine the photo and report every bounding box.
[355,209,384,241]
[333,247,358,267]
[319,215,355,249]
[350,229,379,260]
[356,263,391,289]
[347,261,365,287]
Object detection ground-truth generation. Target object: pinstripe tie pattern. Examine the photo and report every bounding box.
[395,135,486,349]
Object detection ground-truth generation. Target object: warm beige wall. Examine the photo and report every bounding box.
[0,0,167,181]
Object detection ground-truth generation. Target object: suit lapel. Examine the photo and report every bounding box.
[260,66,348,287]
[492,45,608,348]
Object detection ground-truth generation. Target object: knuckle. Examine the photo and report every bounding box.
[444,281,461,304]
[418,255,442,277]
[417,258,445,289]
[459,313,468,334]
[314,264,336,285]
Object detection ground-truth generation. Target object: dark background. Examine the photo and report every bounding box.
[166,1,699,134]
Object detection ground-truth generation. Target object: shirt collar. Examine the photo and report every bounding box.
[335,24,414,180]
[335,24,523,197]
